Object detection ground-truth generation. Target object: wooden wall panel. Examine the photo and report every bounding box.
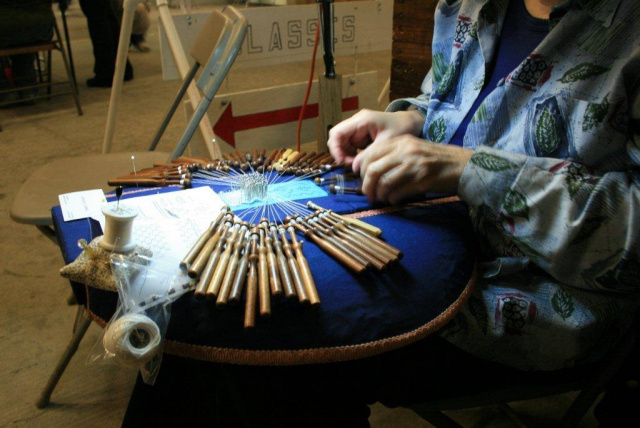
[391,0,438,100]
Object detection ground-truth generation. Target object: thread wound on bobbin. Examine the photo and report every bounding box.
[99,203,139,253]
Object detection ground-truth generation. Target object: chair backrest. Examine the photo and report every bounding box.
[169,6,247,160]
[195,6,247,100]
[189,9,232,68]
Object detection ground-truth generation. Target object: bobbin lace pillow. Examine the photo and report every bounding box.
[60,236,152,291]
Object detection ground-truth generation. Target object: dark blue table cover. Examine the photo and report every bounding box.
[53,181,476,365]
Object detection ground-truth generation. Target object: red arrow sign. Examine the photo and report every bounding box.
[213,96,359,147]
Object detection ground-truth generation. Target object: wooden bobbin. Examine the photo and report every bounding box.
[217,225,248,306]
[206,223,241,298]
[292,221,366,274]
[229,239,251,303]
[278,226,309,304]
[306,201,382,237]
[194,220,232,297]
[312,216,387,271]
[299,217,371,271]
[257,227,271,317]
[287,225,320,306]
[270,225,296,299]
[181,209,227,271]
[260,219,282,296]
[244,231,260,328]
[319,214,396,264]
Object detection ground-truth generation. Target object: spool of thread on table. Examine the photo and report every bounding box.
[99,203,139,253]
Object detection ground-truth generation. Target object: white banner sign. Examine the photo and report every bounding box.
[159,0,392,80]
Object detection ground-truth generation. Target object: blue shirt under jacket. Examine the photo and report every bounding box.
[449,0,548,146]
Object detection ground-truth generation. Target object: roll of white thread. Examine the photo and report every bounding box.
[103,313,162,368]
[99,203,139,253]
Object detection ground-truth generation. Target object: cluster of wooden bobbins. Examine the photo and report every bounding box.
[292,201,402,274]
[107,148,336,189]
[223,147,336,176]
[107,156,205,189]
[181,202,401,328]
[182,206,320,329]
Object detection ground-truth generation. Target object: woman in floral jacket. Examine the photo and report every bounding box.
[330,0,640,372]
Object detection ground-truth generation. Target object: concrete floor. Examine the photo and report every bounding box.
[0,3,598,427]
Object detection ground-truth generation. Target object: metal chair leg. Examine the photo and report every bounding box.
[36,54,43,86]
[170,94,214,160]
[46,50,52,99]
[59,7,77,86]
[36,225,58,245]
[36,306,92,409]
[53,22,83,116]
[73,303,86,333]
[148,61,200,152]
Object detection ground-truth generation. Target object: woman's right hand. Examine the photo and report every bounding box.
[327,109,425,169]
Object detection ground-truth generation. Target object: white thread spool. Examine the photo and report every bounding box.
[99,203,138,253]
[103,313,162,368]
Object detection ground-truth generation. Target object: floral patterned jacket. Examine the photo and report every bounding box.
[388,0,640,370]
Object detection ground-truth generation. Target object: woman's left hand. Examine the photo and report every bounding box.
[352,135,474,205]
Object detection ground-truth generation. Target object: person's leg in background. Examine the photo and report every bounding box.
[0,55,38,106]
[79,0,133,88]
[10,54,39,102]
[130,2,151,52]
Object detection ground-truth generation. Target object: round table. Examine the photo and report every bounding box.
[53,187,476,366]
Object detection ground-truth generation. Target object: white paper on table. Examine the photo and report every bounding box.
[93,187,227,272]
[59,189,107,222]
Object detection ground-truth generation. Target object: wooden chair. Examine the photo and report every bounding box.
[9,6,245,409]
[0,20,82,115]
[403,312,640,427]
